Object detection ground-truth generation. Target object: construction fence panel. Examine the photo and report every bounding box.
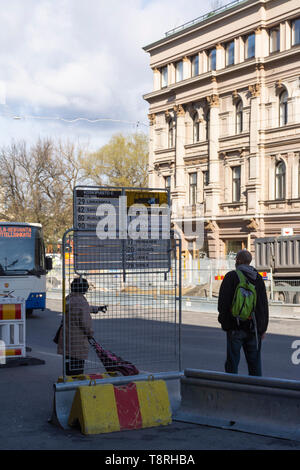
[179,256,276,303]
[181,256,236,299]
[47,253,300,306]
[272,279,300,304]
[62,231,182,378]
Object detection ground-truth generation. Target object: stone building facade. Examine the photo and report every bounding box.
[143,0,300,258]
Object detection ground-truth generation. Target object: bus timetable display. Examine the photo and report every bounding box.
[73,187,171,272]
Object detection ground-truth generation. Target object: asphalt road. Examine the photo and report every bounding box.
[0,299,300,452]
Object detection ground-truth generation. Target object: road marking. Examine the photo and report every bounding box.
[34,350,61,358]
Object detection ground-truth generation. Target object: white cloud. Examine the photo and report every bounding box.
[0,0,214,148]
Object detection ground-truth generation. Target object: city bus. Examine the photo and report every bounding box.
[0,222,52,315]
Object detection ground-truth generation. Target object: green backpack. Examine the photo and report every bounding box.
[231,270,257,321]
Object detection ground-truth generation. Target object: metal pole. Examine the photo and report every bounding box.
[178,238,182,372]
[270,267,274,301]
[55,370,184,392]
[62,228,74,382]
[209,262,213,300]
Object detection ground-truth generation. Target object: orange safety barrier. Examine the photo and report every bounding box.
[5,348,22,357]
[259,272,268,279]
[0,297,26,359]
[0,303,22,320]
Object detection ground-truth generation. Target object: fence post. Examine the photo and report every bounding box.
[270,268,274,301]
[209,263,213,300]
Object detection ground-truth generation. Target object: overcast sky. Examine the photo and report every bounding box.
[0,0,217,150]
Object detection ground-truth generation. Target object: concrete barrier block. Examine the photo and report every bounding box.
[68,379,172,435]
[174,369,300,441]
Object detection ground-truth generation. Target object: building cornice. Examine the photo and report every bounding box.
[262,123,300,136]
[143,0,263,52]
[219,133,250,144]
[198,212,300,223]
[184,142,209,151]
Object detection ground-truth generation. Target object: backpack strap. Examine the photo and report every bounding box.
[236,269,247,285]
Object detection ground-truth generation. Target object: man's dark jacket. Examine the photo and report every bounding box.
[217,266,269,335]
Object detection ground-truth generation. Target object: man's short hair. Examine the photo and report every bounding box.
[236,249,252,265]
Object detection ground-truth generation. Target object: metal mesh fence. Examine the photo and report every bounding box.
[272,279,300,304]
[62,230,181,377]
[48,252,300,312]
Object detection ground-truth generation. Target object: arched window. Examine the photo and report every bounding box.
[245,33,255,59]
[235,100,243,134]
[279,90,288,126]
[175,60,183,82]
[275,161,286,200]
[208,49,216,71]
[225,41,235,66]
[191,54,199,76]
[193,113,200,143]
[168,118,175,148]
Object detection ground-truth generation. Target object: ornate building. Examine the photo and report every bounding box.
[143,0,300,258]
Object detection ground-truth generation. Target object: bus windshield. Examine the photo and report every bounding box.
[0,225,45,275]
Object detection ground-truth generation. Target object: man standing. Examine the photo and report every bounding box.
[218,249,269,376]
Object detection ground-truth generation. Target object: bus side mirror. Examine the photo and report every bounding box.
[45,257,53,271]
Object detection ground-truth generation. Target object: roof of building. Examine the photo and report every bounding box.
[143,0,254,51]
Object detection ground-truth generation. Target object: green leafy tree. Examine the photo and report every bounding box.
[81,132,149,187]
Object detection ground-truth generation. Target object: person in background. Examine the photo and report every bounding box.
[57,277,94,376]
[218,249,269,376]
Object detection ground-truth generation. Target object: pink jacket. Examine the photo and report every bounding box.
[57,292,94,360]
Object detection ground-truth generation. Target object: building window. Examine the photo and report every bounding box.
[245,33,255,59]
[205,109,210,140]
[168,119,175,148]
[225,239,246,255]
[191,55,199,76]
[193,114,200,143]
[292,18,300,46]
[225,41,235,66]
[164,175,171,190]
[298,157,300,198]
[189,173,197,205]
[208,48,216,71]
[203,170,209,186]
[175,60,183,82]
[235,100,243,134]
[279,89,288,126]
[270,27,280,53]
[275,161,286,200]
[232,166,241,202]
[202,170,208,202]
[161,66,168,88]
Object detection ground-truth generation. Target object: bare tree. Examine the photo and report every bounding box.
[0,138,87,242]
